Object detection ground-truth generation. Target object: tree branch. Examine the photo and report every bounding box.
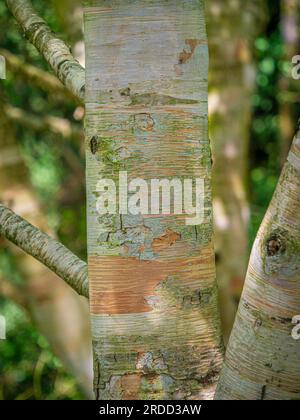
[0,204,88,298]
[0,49,79,104]
[6,0,85,101]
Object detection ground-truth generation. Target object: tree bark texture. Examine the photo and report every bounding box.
[6,0,85,101]
[215,130,300,400]
[84,0,223,400]
[0,204,89,298]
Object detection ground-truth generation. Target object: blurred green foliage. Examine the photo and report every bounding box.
[0,0,85,400]
[0,299,83,400]
[250,0,300,244]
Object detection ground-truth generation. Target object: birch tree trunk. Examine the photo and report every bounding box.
[84,0,223,400]
[215,130,300,400]
[207,0,267,342]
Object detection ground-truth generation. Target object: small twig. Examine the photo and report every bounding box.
[0,204,88,298]
[6,0,85,101]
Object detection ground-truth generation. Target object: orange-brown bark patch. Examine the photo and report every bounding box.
[179,39,201,64]
[120,373,143,400]
[89,245,215,314]
[152,229,181,252]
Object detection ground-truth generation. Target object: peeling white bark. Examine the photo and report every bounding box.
[215,131,300,400]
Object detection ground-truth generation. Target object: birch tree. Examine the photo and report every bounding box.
[215,130,300,400]
[84,0,223,400]
[4,0,224,399]
[5,0,85,101]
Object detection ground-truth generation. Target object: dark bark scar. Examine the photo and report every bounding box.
[90,136,99,155]
[178,39,201,64]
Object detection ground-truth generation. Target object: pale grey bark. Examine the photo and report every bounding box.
[84,0,223,400]
[215,131,300,400]
[0,204,88,298]
[6,0,85,101]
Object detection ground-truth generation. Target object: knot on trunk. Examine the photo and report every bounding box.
[265,228,288,258]
[266,236,284,257]
[263,228,300,277]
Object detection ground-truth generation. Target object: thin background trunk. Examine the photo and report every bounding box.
[207,0,268,341]
[279,0,299,165]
